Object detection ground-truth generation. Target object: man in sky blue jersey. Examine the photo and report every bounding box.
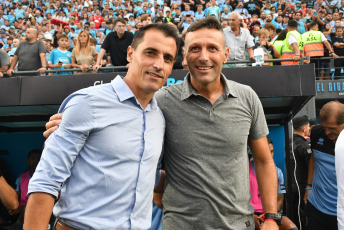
[24,23,179,230]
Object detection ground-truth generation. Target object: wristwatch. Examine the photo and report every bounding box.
[42,65,47,68]
[263,213,283,226]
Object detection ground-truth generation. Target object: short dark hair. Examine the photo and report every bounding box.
[288,20,298,28]
[186,17,222,34]
[309,21,318,30]
[28,149,42,158]
[114,18,126,26]
[131,23,180,57]
[336,26,343,31]
[84,22,90,26]
[267,137,273,145]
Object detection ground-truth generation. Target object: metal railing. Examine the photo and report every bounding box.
[2,56,343,79]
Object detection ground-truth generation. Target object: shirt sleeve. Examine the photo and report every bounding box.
[248,87,269,140]
[277,168,286,194]
[0,50,9,67]
[15,175,21,192]
[288,34,297,45]
[100,33,111,51]
[246,32,255,48]
[320,32,327,42]
[38,40,47,54]
[28,91,94,198]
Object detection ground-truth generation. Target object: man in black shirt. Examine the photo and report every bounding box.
[244,0,260,16]
[93,18,134,71]
[291,115,312,229]
[332,26,344,78]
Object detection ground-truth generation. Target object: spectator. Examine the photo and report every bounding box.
[93,18,133,71]
[206,0,221,19]
[10,149,42,216]
[249,138,297,230]
[302,21,337,76]
[332,26,344,78]
[220,7,231,22]
[319,27,332,80]
[0,49,9,77]
[294,12,306,34]
[48,34,73,75]
[194,5,205,21]
[253,28,280,66]
[7,28,46,76]
[8,38,19,62]
[72,30,98,73]
[281,20,302,65]
[224,12,255,64]
[291,115,311,229]
[304,101,344,230]
[178,14,194,32]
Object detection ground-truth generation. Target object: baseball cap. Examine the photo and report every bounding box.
[293,115,310,130]
[1,30,6,33]
[10,26,15,29]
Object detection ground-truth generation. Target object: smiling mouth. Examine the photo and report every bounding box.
[196,66,213,70]
[147,72,163,78]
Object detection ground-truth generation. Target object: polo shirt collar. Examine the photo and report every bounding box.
[111,76,158,110]
[180,73,238,101]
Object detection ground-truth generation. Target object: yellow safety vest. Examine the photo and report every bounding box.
[281,31,303,65]
[302,31,324,57]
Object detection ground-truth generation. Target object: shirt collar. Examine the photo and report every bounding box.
[180,73,238,101]
[111,75,158,110]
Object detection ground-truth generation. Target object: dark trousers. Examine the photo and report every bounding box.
[334,58,344,79]
[306,201,337,230]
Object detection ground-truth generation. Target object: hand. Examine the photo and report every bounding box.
[254,214,262,229]
[304,189,311,205]
[260,220,279,230]
[93,63,101,72]
[56,62,63,68]
[82,65,90,72]
[249,56,256,61]
[38,67,46,74]
[293,55,300,61]
[43,113,62,138]
[330,52,338,58]
[0,72,3,77]
[153,192,163,209]
[261,40,267,46]
[8,205,24,216]
[7,69,14,77]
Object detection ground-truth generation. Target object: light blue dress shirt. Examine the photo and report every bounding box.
[28,76,165,230]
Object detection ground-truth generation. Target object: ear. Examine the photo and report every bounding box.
[127,45,133,63]
[182,46,186,62]
[223,47,229,64]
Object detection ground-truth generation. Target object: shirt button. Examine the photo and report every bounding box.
[131,214,134,219]
[137,187,141,192]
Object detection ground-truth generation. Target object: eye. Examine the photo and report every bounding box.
[190,46,199,51]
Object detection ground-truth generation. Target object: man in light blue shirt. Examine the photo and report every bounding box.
[24,23,179,230]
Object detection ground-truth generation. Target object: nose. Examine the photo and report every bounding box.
[199,48,209,62]
[153,55,164,71]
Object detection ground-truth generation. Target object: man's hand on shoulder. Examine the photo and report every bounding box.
[43,113,62,138]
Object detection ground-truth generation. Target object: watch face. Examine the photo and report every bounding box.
[264,213,283,226]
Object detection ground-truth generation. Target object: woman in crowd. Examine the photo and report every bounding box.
[71,30,98,73]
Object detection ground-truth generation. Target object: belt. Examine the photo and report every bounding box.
[55,220,77,230]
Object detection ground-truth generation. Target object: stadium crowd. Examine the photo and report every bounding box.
[0,0,343,77]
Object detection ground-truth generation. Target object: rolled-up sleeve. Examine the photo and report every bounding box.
[28,92,94,198]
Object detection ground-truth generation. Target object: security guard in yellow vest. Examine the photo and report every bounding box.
[302,22,337,76]
[281,20,303,65]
